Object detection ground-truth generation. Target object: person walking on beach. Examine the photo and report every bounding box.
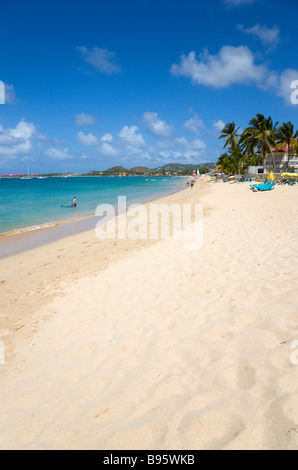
[73,196,76,207]
[190,180,194,189]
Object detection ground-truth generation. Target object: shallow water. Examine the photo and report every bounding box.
[0,176,184,234]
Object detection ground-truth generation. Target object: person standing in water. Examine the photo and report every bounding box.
[73,196,76,207]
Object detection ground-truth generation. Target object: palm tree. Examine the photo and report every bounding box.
[218,122,241,152]
[230,146,246,175]
[246,153,262,167]
[275,122,298,172]
[241,114,278,173]
[216,153,235,175]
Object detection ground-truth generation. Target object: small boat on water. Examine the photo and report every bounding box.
[20,166,33,180]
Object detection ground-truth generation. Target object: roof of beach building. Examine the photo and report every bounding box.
[271,144,289,153]
[271,139,298,153]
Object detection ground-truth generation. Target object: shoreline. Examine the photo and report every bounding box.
[0,175,186,238]
[0,183,187,259]
[0,213,95,239]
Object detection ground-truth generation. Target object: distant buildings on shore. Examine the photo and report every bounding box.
[248,146,298,175]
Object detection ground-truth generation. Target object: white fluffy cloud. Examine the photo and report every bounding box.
[10,120,36,140]
[159,149,206,162]
[213,120,225,132]
[119,126,146,149]
[171,46,267,88]
[175,137,206,150]
[172,45,298,105]
[74,113,97,126]
[192,139,207,150]
[77,131,99,146]
[237,24,280,46]
[0,119,39,157]
[142,112,173,137]
[101,133,113,142]
[76,46,121,74]
[153,136,207,163]
[44,148,74,160]
[100,142,118,156]
[183,114,204,135]
[175,137,189,147]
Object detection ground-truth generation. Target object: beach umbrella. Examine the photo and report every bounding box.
[268,171,275,181]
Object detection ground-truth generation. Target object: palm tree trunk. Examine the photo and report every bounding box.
[270,150,276,172]
[262,149,267,173]
[287,142,291,172]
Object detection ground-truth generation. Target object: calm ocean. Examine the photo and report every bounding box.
[0,176,184,234]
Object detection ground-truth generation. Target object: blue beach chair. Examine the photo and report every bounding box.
[250,182,276,192]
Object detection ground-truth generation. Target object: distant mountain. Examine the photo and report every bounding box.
[82,170,104,176]
[129,166,153,174]
[82,166,128,176]
[103,166,128,174]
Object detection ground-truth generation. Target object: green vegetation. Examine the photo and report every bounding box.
[217,114,298,175]
[198,167,211,174]
[241,114,278,171]
[219,122,241,153]
[82,162,216,177]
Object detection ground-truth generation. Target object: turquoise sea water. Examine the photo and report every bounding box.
[0,176,184,233]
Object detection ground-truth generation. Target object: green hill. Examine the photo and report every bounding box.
[82,162,216,176]
[129,166,153,174]
[103,166,129,175]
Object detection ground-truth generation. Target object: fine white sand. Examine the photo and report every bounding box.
[0,180,297,450]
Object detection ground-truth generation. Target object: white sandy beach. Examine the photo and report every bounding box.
[0,180,298,450]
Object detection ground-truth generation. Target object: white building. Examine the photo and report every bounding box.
[248,143,298,174]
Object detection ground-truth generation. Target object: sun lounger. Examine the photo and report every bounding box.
[250,182,276,192]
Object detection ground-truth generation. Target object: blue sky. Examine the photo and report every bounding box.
[0,0,298,173]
